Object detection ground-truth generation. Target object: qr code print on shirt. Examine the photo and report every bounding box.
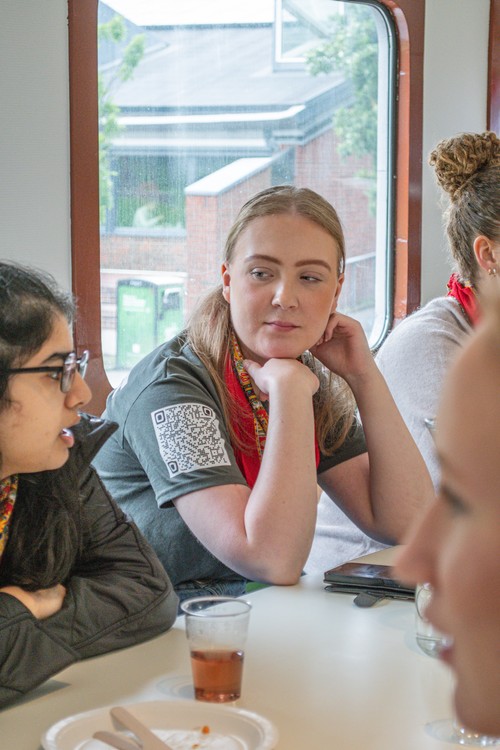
[151,402,231,478]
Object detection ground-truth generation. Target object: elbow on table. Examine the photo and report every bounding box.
[254,561,303,587]
[269,572,302,586]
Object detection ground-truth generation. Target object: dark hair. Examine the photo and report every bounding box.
[0,261,81,588]
[429,131,500,286]
[0,261,75,408]
[0,466,83,590]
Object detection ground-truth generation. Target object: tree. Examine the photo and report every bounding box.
[306,5,378,172]
[98,15,145,224]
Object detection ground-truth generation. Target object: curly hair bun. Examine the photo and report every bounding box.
[429,131,500,200]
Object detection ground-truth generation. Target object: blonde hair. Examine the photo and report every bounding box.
[429,131,500,287]
[188,185,356,455]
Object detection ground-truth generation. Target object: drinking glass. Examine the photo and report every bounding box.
[415,583,500,746]
[181,596,251,703]
[415,582,447,658]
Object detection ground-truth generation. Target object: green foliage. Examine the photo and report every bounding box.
[306,5,378,168]
[98,15,145,223]
[98,14,126,44]
[120,36,146,82]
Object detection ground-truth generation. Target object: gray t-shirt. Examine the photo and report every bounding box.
[94,334,366,587]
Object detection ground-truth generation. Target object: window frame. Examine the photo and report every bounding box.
[67,0,497,415]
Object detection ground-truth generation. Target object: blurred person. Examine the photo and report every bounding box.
[395,280,500,737]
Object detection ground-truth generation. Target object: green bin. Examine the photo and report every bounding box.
[116,278,184,369]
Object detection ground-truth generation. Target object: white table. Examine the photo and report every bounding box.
[1,549,457,749]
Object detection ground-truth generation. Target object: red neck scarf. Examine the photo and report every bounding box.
[447,273,479,326]
[224,332,320,488]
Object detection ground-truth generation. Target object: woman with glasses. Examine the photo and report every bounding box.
[0,261,178,707]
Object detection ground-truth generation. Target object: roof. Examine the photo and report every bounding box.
[105,26,344,112]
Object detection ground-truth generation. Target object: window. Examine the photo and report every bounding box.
[97,0,396,385]
[68,0,426,415]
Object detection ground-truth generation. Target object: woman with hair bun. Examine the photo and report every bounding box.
[375,130,500,486]
[306,131,500,573]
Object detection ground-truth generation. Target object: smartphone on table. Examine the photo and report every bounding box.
[323,562,415,606]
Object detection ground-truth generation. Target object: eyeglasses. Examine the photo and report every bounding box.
[6,350,89,393]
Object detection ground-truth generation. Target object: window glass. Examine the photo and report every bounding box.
[99,0,395,386]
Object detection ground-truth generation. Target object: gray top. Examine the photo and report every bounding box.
[94,334,367,587]
[376,295,472,487]
[304,296,472,575]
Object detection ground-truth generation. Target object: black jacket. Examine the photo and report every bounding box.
[0,415,178,708]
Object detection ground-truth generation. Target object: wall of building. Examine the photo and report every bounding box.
[0,0,71,290]
[420,0,490,302]
[0,0,492,304]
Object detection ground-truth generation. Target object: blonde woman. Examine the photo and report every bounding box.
[94,185,432,601]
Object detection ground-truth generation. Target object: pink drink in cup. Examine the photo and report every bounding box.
[181,597,251,702]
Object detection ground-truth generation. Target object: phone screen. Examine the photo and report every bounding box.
[324,562,394,581]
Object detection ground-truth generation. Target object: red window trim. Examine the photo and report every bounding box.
[489,0,500,134]
[68,0,105,414]
[67,0,496,415]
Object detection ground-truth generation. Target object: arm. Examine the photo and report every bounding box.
[0,468,178,707]
[174,357,321,584]
[0,584,66,619]
[311,313,435,543]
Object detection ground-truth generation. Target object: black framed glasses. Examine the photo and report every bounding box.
[6,350,89,393]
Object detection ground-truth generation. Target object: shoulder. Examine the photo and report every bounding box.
[100,342,229,464]
[109,335,213,401]
[376,297,471,369]
[102,335,220,424]
[392,297,470,336]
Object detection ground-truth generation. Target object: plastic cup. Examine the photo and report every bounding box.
[181,596,251,702]
[415,582,448,657]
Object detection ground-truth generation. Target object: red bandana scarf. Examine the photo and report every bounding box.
[447,273,479,326]
[0,475,18,562]
[224,331,320,488]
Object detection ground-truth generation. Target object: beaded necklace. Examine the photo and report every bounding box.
[0,475,18,561]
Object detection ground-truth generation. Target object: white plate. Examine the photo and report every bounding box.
[41,699,279,750]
